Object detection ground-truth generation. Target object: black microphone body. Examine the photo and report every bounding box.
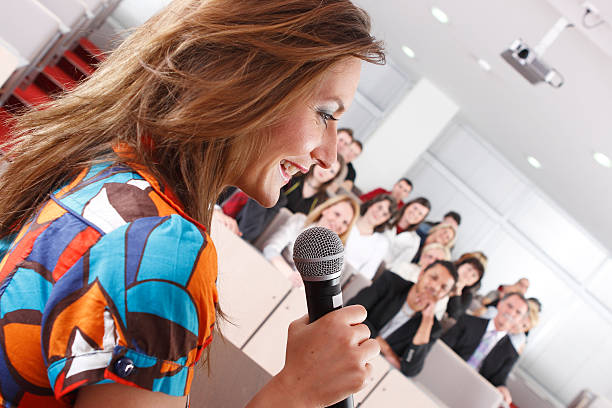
[293,227,354,408]
[303,276,343,323]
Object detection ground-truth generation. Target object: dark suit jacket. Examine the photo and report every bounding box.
[441,314,519,386]
[347,271,442,377]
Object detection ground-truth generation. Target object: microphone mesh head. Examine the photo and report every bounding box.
[292,226,344,280]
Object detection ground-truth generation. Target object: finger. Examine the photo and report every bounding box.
[359,338,381,362]
[331,304,367,325]
[290,314,310,328]
[350,323,371,344]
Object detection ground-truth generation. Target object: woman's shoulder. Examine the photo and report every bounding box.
[371,231,390,247]
[391,230,419,243]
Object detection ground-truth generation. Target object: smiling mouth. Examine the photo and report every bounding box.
[279,160,307,182]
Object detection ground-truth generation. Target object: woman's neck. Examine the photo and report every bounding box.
[398,219,410,230]
[302,177,321,198]
[356,217,374,235]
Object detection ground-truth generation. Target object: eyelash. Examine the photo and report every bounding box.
[317,111,338,128]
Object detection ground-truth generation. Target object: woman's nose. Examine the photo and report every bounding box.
[310,126,338,169]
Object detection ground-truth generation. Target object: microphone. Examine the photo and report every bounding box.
[293,226,353,408]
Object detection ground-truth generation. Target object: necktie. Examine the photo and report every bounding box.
[467,329,498,370]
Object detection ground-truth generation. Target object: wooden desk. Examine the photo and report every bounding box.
[211,223,292,348]
[360,369,444,408]
[190,333,272,408]
[242,287,307,375]
[353,354,391,404]
[414,340,503,408]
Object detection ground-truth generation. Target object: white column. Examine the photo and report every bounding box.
[352,78,459,192]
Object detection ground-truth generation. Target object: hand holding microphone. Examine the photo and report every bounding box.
[282,227,379,408]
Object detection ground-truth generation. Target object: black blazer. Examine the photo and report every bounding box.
[441,314,519,386]
[445,290,474,320]
[347,271,442,377]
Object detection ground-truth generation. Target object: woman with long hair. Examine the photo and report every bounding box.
[263,194,360,286]
[344,194,396,280]
[383,197,431,269]
[412,222,457,264]
[0,1,384,407]
[445,252,486,320]
[282,154,346,214]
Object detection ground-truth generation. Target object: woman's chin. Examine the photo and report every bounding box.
[248,187,281,208]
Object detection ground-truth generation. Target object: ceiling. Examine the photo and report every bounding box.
[354,0,612,252]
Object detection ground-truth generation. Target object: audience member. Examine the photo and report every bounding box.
[527,297,542,314]
[412,222,457,264]
[347,261,458,377]
[442,292,529,405]
[509,298,541,355]
[482,277,530,307]
[344,195,396,280]
[262,195,360,286]
[391,242,450,283]
[337,127,353,154]
[383,197,431,270]
[417,210,461,239]
[212,202,243,236]
[445,253,486,320]
[360,178,413,208]
[283,156,346,214]
[236,156,345,242]
[339,138,363,192]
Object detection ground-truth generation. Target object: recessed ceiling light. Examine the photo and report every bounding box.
[431,7,449,24]
[401,45,416,58]
[593,152,612,168]
[477,58,491,71]
[527,156,542,169]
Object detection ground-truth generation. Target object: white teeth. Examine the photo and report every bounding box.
[281,160,300,176]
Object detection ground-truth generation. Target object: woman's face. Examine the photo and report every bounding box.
[457,263,480,287]
[427,227,454,246]
[234,58,362,207]
[364,200,392,228]
[400,202,429,227]
[337,130,352,158]
[317,201,354,236]
[419,248,446,269]
[312,160,341,185]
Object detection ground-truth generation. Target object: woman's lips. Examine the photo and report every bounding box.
[279,159,308,182]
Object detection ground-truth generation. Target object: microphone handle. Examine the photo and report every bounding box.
[303,278,354,408]
[304,278,343,323]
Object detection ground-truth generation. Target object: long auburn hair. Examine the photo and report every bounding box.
[0,0,384,236]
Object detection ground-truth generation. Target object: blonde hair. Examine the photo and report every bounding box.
[0,0,384,235]
[420,242,451,263]
[304,194,360,244]
[426,223,457,248]
[526,299,540,330]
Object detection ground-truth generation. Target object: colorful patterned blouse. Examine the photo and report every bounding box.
[0,163,218,407]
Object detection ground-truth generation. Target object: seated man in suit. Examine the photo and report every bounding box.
[347,260,457,377]
[442,292,529,405]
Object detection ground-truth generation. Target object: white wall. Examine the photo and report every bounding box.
[353,78,458,192]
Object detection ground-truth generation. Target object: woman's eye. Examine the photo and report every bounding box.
[318,111,338,128]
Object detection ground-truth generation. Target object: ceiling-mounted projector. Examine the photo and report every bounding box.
[501,17,572,89]
[501,39,564,88]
